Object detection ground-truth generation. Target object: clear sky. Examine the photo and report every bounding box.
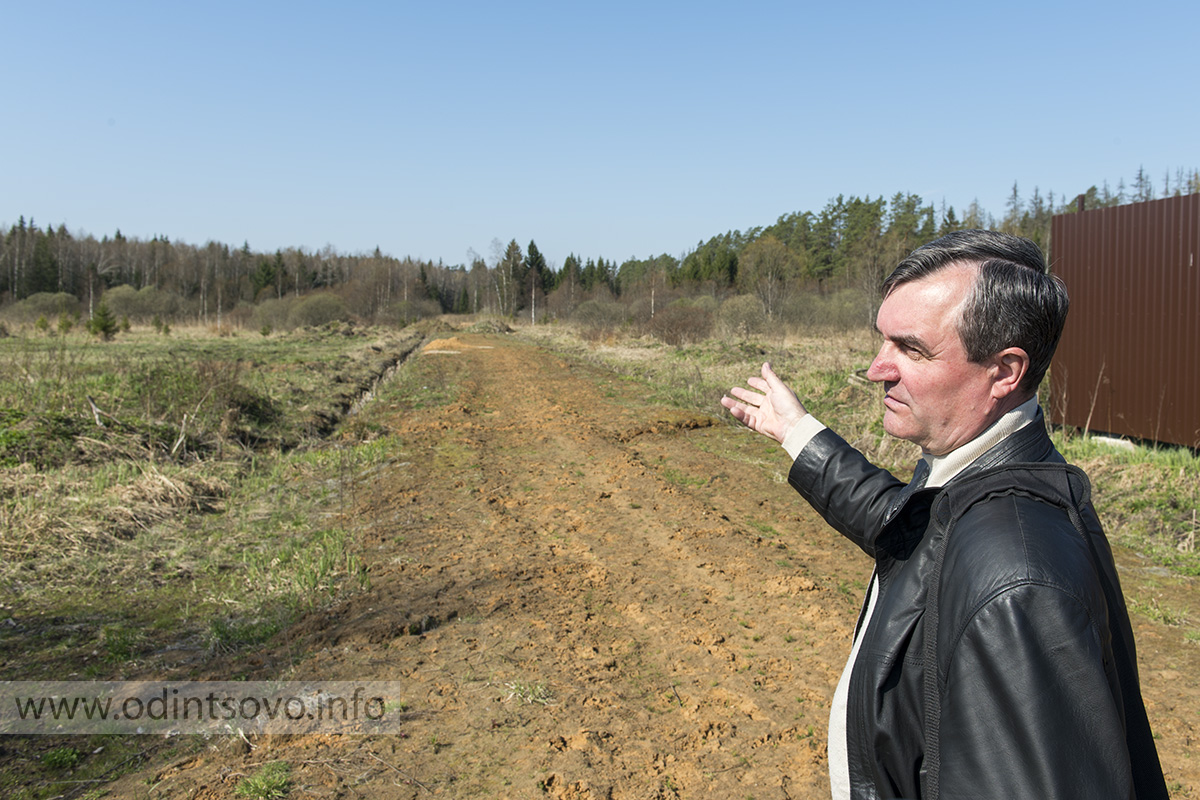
[3,0,1196,270]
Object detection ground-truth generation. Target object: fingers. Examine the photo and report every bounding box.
[745,376,768,394]
[763,362,799,399]
[728,385,764,406]
[720,395,754,426]
[723,364,804,444]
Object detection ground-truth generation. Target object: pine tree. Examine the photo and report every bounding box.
[527,240,552,292]
[27,233,59,295]
[1133,165,1152,202]
[495,239,524,317]
[88,301,118,340]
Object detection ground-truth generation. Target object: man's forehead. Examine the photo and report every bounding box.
[876,266,975,339]
[884,267,974,311]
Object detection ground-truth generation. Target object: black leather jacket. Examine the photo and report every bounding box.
[788,412,1166,800]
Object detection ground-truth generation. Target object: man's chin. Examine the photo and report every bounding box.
[881,411,903,438]
[881,413,918,446]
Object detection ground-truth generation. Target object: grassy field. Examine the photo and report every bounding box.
[1,317,1196,797]
[1,319,429,661]
[519,323,1200,578]
[0,321,431,796]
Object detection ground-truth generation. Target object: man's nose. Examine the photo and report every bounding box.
[866,349,897,383]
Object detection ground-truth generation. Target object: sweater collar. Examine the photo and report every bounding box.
[923,396,1039,489]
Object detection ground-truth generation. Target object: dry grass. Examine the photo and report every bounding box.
[0,325,422,692]
[520,320,1198,574]
[0,459,232,568]
[519,322,921,472]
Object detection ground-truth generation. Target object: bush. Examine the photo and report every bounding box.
[287,293,349,329]
[251,296,297,333]
[572,299,628,341]
[647,298,714,345]
[392,298,443,326]
[2,292,80,324]
[781,289,874,331]
[717,294,767,339]
[626,297,654,333]
[99,284,139,319]
[102,285,181,322]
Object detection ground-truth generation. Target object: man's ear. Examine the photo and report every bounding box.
[990,347,1030,399]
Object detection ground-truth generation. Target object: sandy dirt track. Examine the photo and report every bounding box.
[110,332,1197,799]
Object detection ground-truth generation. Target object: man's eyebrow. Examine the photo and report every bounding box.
[881,329,933,358]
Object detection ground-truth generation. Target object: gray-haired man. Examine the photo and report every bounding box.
[722,230,1166,799]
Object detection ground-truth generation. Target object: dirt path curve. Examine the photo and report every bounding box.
[122,332,1197,799]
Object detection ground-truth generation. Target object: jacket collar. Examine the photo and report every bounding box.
[954,406,1061,481]
[924,397,1040,488]
[880,406,1058,535]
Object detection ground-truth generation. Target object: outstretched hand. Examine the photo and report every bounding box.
[720,362,808,444]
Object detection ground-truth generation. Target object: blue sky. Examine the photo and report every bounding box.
[3,1,1196,269]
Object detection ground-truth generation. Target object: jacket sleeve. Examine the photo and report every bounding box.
[936,582,1133,800]
[787,427,905,557]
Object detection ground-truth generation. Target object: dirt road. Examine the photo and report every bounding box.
[117,332,1198,798]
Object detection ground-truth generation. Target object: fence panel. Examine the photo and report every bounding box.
[1049,193,1200,448]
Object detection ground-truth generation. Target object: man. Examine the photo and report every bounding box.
[721,230,1166,800]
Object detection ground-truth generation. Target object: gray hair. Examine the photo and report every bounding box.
[882,230,1069,396]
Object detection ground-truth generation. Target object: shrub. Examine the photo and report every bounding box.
[2,292,80,323]
[392,298,442,325]
[102,285,180,322]
[572,299,628,341]
[287,293,348,329]
[717,294,767,339]
[41,746,80,770]
[626,297,654,333]
[251,296,297,333]
[234,761,290,799]
[781,289,874,331]
[647,299,714,346]
[99,284,140,319]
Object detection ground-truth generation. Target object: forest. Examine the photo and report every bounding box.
[3,166,1198,340]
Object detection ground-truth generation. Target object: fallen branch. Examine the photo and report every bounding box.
[366,751,431,793]
[171,414,188,458]
[86,395,112,428]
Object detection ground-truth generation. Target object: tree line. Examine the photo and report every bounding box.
[3,166,1197,330]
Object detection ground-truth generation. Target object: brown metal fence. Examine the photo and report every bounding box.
[1048,193,1200,448]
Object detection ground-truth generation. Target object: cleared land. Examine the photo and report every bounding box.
[3,327,1197,798]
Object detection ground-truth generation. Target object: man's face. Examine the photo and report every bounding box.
[866,265,1001,456]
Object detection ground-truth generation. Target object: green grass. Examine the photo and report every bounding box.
[1054,431,1200,575]
[0,323,430,797]
[39,747,79,770]
[0,326,420,458]
[503,680,555,705]
[0,326,423,682]
[235,761,291,799]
